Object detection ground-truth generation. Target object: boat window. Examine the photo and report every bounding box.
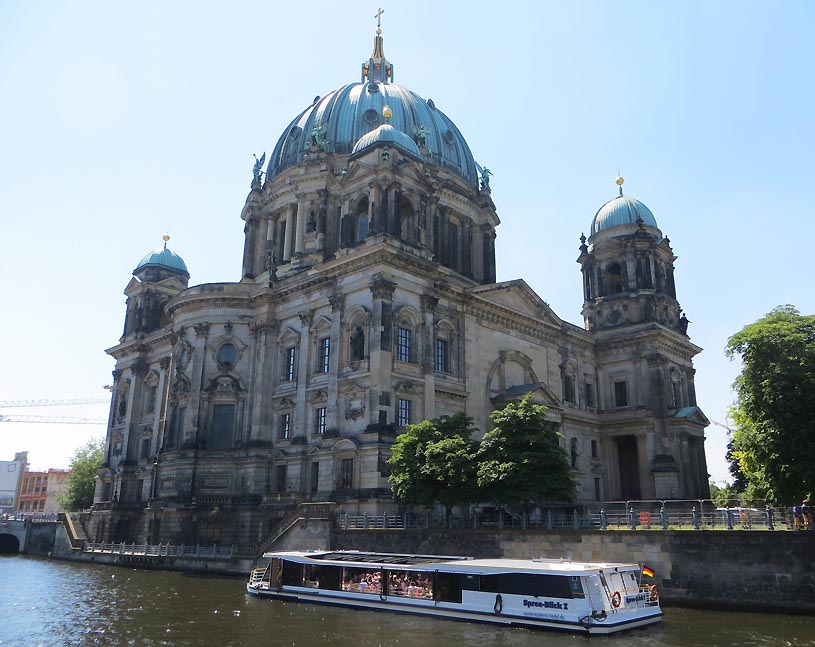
[301,564,343,591]
[342,567,383,595]
[478,575,499,593]
[281,560,304,586]
[436,572,463,603]
[492,573,574,599]
[386,570,433,599]
[570,576,585,598]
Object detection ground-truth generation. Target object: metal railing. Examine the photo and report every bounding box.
[83,542,236,559]
[336,500,797,532]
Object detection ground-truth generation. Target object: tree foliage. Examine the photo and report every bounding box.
[475,396,575,507]
[725,305,815,503]
[388,413,478,509]
[59,438,104,511]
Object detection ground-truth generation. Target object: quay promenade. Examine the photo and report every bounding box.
[3,501,814,614]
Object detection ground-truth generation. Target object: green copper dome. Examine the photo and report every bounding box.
[590,194,659,237]
[266,31,479,188]
[135,239,189,276]
[351,123,423,160]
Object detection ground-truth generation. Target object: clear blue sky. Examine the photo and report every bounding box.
[1,1,812,486]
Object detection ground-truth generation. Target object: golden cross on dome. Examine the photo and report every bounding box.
[374,7,384,32]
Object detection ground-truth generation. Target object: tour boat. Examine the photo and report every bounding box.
[246,550,661,635]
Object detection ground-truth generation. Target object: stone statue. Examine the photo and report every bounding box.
[252,152,265,186]
[413,124,430,149]
[310,122,329,149]
[679,313,690,335]
[480,166,493,189]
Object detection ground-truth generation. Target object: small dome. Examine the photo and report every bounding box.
[135,242,188,275]
[590,195,658,236]
[351,123,423,160]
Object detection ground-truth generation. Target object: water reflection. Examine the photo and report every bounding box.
[1,555,813,646]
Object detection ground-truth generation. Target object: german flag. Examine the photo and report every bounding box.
[642,566,655,578]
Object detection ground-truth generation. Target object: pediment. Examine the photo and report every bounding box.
[491,381,563,411]
[124,275,187,296]
[670,406,710,427]
[470,280,563,327]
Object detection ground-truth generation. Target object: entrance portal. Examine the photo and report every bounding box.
[616,435,641,499]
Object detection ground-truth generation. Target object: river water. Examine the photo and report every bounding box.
[1,555,813,647]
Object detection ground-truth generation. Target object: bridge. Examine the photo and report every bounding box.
[0,517,28,553]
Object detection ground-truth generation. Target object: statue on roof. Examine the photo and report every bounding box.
[310,122,329,150]
[413,124,430,149]
[479,166,493,190]
[252,152,266,187]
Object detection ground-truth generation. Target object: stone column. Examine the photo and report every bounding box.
[369,276,396,425]
[294,194,307,255]
[185,323,210,447]
[327,294,345,431]
[294,311,312,437]
[368,183,379,234]
[242,220,257,278]
[151,356,171,458]
[421,294,439,420]
[125,358,148,461]
[254,219,270,277]
[283,204,295,261]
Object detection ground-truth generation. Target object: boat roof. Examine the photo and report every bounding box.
[262,550,641,575]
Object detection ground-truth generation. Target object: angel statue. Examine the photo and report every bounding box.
[252,152,266,187]
[479,166,493,190]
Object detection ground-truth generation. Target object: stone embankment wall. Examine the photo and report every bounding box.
[331,529,815,615]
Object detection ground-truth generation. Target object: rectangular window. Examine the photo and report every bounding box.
[435,338,449,373]
[314,407,327,434]
[591,439,599,459]
[285,347,296,381]
[340,458,354,489]
[397,399,411,427]
[279,413,291,440]
[275,465,287,492]
[211,404,235,450]
[144,385,158,415]
[594,477,602,501]
[167,406,186,449]
[614,381,628,408]
[397,327,411,362]
[140,437,150,460]
[563,374,575,403]
[318,337,331,373]
[585,382,595,408]
[310,461,319,494]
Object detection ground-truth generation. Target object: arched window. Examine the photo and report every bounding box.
[605,263,623,294]
[355,197,369,242]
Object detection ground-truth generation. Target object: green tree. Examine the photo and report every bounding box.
[388,413,478,515]
[475,395,575,513]
[59,438,104,511]
[725,305,815,503]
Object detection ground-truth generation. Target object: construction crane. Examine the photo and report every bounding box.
[0,414,106,425]
[0,397,109,408]
[711,420,734,435]
[0,396,109,425]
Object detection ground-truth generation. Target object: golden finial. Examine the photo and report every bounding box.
[615,175,624,196]
[163,233,171,242]
[382,105,392,120]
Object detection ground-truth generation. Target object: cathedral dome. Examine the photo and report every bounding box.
[351,123,423,160]
[135,237,188,275]
[266,32,479,187]
[590,194,658,236]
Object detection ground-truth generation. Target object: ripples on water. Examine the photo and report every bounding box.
[1,555,813,647]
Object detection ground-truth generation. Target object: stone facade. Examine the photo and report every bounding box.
[89,30,709,545]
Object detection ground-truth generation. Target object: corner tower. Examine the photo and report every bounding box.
[577,177,685,334]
